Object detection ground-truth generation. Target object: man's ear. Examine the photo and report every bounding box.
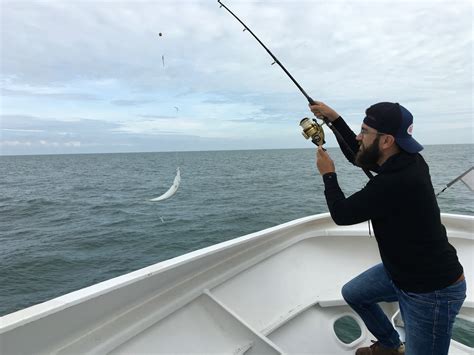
[381,134,396,149]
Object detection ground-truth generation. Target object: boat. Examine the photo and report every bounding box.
[1,213,472,354]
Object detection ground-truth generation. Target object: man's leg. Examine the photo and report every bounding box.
[341,263,402,349]
[396,279,466,355]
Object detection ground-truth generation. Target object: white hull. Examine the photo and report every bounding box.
[1,213,472,354]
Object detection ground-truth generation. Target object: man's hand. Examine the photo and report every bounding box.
[309,101,340,121]
[316,145,336,175]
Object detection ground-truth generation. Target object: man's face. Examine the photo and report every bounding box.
[355,124,383,169]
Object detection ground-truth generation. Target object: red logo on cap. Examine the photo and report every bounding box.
[407,124,413,135]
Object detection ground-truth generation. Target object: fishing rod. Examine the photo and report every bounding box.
[436,167,474,197]
[217,0,373,179]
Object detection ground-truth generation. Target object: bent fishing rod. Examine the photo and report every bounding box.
[217,0,373,179]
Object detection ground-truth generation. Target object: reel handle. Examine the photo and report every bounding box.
[311,138,326,151]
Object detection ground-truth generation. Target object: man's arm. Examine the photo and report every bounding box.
[309,101,378,173]
[316,146,384,225]
[331,117,359,165]
[323,172,384,225]
[309,102,359,163]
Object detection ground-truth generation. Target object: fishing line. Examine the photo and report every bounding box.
[217,0,373,179]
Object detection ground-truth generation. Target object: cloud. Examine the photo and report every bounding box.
[226,117,259,123]
[0,114,132,154]
[137,114,177,120]
[0,0,472,155]
[111,99,153,106]
[1,140,82,147]
[1,128,45,133]
[1,88,100,101]
[0,114,120,134]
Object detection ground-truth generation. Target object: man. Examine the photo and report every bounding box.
[309,101,466,355]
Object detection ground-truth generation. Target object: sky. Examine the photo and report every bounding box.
[0,0,472,155]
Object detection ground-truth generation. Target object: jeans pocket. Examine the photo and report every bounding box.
[403,290,436,306]
[447,298,466,335]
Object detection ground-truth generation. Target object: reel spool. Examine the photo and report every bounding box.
[300,117,326,147]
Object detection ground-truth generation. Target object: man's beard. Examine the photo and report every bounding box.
[355,136,381,170]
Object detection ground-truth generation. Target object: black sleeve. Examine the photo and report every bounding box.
[322,172,385,225]
[331,116,359,165]
[331,116,380,174]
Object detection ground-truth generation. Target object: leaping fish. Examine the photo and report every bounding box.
[150,167,181,202]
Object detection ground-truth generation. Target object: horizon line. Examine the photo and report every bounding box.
[1,142,472,158]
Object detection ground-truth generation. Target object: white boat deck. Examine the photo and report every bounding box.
[1,213,472,354]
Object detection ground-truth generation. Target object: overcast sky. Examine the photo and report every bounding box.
[1,0,472,155]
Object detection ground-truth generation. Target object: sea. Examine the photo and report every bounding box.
[1,145,473,345]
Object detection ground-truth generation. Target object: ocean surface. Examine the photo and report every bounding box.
[1,145,473,344]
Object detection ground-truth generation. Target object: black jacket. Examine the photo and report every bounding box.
[323,117,463,292]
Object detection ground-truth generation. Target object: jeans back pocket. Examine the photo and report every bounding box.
[447,298,466,335]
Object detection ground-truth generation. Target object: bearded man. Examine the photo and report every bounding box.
[309,102,465,355]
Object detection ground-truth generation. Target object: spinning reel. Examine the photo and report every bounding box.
[299,117,326,147]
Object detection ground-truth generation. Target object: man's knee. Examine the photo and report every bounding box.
[341,280,358,304]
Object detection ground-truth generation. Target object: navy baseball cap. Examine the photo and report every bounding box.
[363,102,423,153]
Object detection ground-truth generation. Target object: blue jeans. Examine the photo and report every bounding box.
[341,263,466,354]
